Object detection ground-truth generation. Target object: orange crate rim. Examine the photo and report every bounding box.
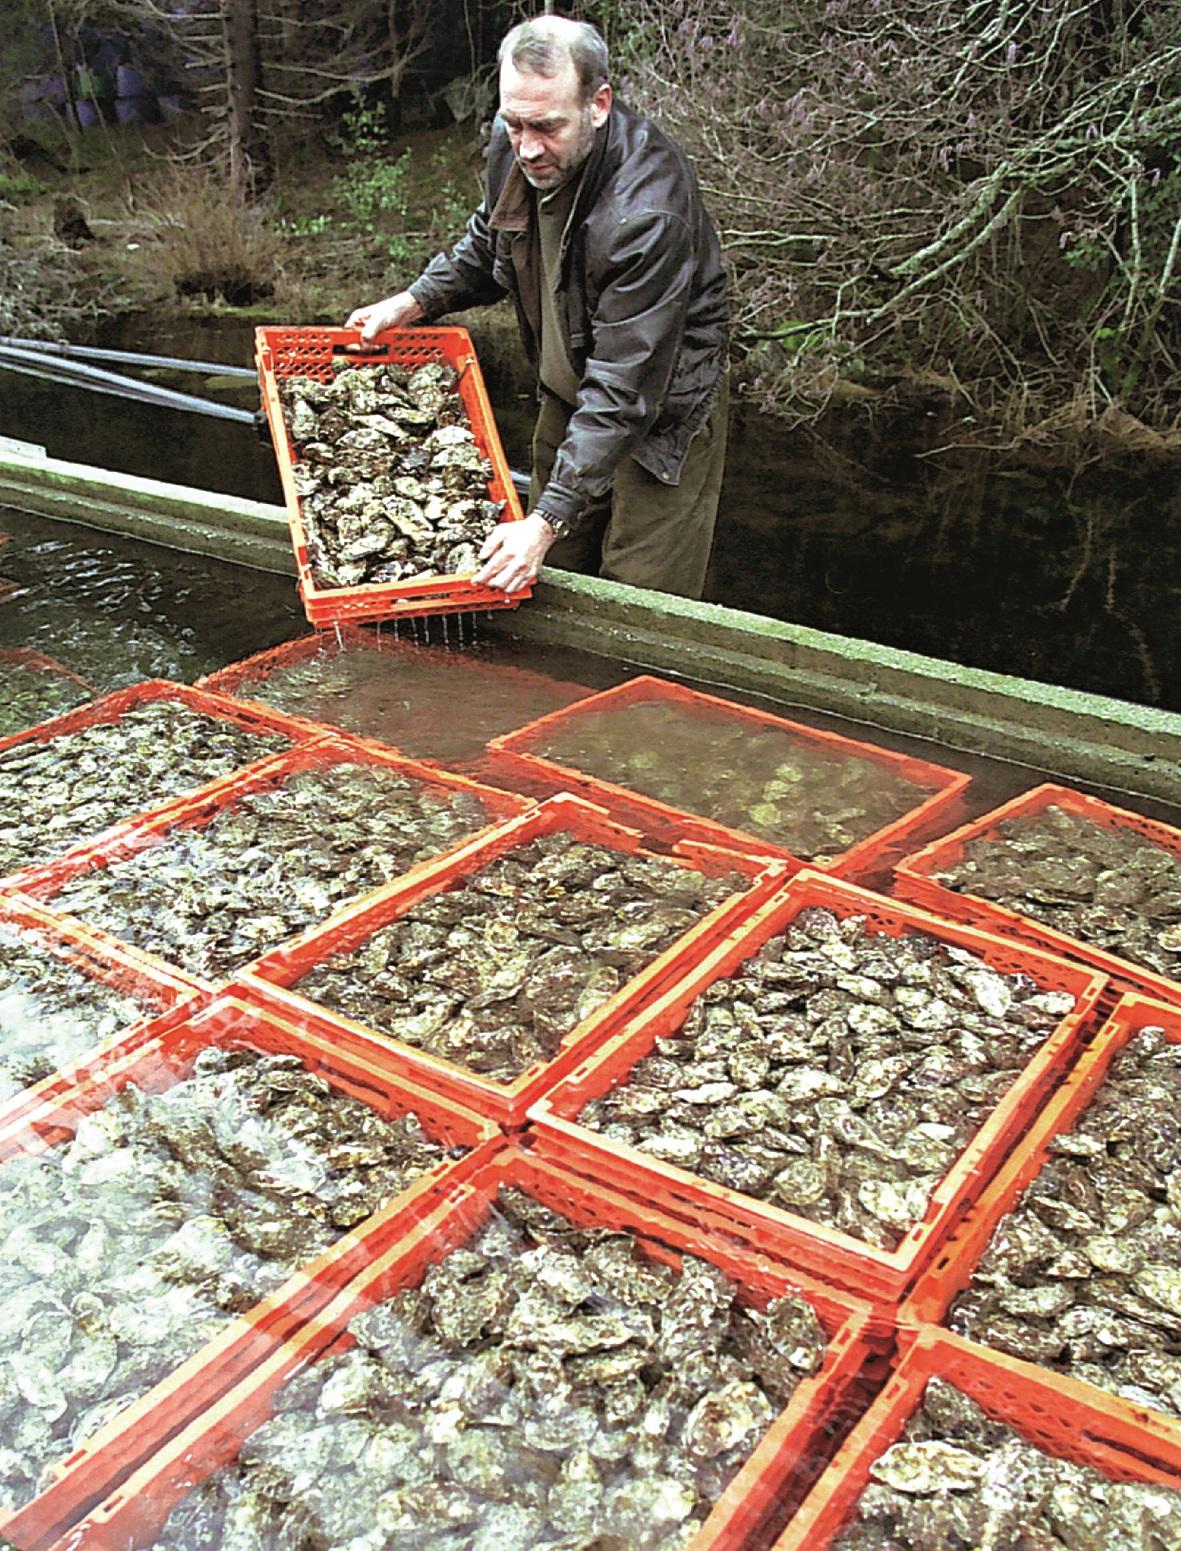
[0,992,498,1551]
[902,990,1181,1441]
[529,867,1108,1303]
[256,324,529,626]
[771,1322,1181,1551]
[894,780,1181,1004]
[487,672,971,880]
[234,791,789,1128]
[51,1142,883,1551]
[13,731,527,995]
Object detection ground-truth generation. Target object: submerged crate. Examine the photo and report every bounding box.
[257,325,528,627]
[487,674,971,880]
[235,792,788,1126]
[894,780,1181,1004]
[52,1144,881,1551]
[902,991,1181,1436]
[530,869,1107,1302]
[771,1324,1181,1551]
[0,993,497,1551]
[0,896,200,1133]
[195,623,592,761]
[0,647,92,736]
[0,678,314,889]
[14,734,528,994]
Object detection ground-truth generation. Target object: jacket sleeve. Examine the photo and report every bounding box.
[408,197,509,321]
[536,208,695,533]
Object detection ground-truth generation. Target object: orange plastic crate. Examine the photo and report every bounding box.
[195,622,593,760]
[771,1323,1181,1551]
[0,896,201,1133]
[234,792,789,1126]
[0,678,316,890]
[49,1143,882,1551]
[0,993,498,1551]
[894,781,1181,1004]
[14,733,529,992]
[0,647,92,729]
[257,324,529,626]
[530,868,1107,1302]
[487,674,971,880]
[902,991,1181,1433]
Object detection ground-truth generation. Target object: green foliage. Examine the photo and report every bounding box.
[328,95,411,262]
[279,211,333,237]
[0,170,47,204]
[425,147,472,239]
[338,155,410,232]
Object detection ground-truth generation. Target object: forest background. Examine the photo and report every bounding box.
[3,0,1180,475]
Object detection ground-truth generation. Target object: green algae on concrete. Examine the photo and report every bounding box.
[0,446,294,576]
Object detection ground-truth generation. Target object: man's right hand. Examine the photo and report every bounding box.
[344,291,425,344]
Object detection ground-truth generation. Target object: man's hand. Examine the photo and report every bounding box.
[344,291,425,344]
[473,514,556,594]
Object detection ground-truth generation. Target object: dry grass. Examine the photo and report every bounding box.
[130,164,281,305]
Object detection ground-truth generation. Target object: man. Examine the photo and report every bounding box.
[345,14,729,599]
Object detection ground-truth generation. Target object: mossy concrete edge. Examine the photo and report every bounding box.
[2,451,1176,802]
[497,571,1181,804]
[0,450,296,575]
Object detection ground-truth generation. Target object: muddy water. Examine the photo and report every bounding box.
[1,313,1177,709]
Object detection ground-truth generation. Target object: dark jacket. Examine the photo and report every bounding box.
[408,99,729,534]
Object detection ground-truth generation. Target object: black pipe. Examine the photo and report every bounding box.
[0,336,256,378]
[0,346,256,424]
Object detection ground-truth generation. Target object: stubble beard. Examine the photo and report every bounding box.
[518,104,597,191]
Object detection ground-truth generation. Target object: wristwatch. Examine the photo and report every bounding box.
[534,507,570,541]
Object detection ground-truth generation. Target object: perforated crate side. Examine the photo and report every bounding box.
[0,994,495,1551]
[255,325,528,627]
[233,792,788,1127]
[771,1324,1181,1551]
[894,781,1181,1004]
[13,736,528,992]
[487,673,971,880]
[49,1143,883,1551]
[529,868,1108,1303]
[901,992,1181,1380]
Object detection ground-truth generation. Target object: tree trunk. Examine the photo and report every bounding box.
[222,0,269,198]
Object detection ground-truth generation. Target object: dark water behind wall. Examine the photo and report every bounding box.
[1,313,1177,711]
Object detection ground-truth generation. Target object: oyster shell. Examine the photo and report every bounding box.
[949,1025,1181,1422]
[294,832,745,1084]
[0,1047,450,1512]
[934,805,1181,980]
[279,363,505,590]
[141,1189,828,1550]
[49,763,494,980]
[581,907,1076,1250]
[833,1375,1181,1550]
[533,700,937,862]
[0,702,289,878]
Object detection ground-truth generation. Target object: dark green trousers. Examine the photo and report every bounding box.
[529,376,729,600]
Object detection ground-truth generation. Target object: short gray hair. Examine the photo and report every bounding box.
[498,15,609,102]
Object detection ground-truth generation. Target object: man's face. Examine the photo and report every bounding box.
[499,56,611,191]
